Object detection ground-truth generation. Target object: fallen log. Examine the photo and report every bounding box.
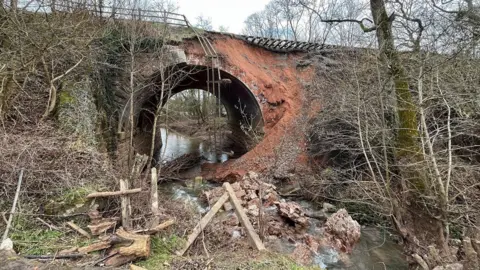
[86,188,142,199]
[116,228,151,257]
[104,228,151,267]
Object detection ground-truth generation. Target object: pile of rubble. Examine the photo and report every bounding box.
[202,171,362,266]
[202,172,310,233]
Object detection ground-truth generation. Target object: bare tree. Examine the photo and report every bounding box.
[195,15,213,31]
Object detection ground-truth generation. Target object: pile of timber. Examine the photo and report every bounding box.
[24,155,176,268]
[50,203,175,267]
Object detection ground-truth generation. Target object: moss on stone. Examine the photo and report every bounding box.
[57,78,98,149]
[43,186,94,216]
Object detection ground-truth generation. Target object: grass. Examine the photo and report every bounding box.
[10,216,93,255]
[136,239,323,270]
[136,234,186,269]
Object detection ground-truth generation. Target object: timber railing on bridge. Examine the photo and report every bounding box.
[6,0,331,53]
[6,0,190,27]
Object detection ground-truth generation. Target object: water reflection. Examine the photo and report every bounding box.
[158,128,228,163]
[317,227,407,270]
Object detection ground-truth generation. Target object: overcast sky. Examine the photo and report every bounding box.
[176,0,271,34]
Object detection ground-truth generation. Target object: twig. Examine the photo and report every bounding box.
[24,254,84,260]
[36,217,60,231]
[2,168,24,242]
[66,221,91,239]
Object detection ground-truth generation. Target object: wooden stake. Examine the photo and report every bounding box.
[2,168,24,242]
[86,189,141,199]
[66,221,91,239]
[120,179,132,229]
[150,167,159,227]
[176,192,229,256]
[223,182,265,251]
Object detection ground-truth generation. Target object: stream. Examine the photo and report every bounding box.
[158,128,408,269]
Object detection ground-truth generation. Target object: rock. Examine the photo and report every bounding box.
[245,171,259,181]
[247,203,259,217]
[305,210,327,221]
[202,187,225,205]
[223,202,233,212]
[263,192,279,206]
[291,244,313,265]
[231,230,241,239]
[224,213,239,226]
[305,234,319,251]
[324,208,361,253]
[0,238,13,253]
[267,222,283,236]
[432,263,464,270]
[230,182,242,191]
[244,190,258,201]
[235,189,247,200]
[322,202,336,213]
[276,201,309,227]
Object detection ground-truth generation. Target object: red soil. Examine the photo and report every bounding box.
[183,35,314,180]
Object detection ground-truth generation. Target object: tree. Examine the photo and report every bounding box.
[218,25,229,32]
[195,15,213,31]
[303,0,480,267]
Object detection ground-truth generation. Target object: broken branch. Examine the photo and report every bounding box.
[2,168,24,242]
[66,221,91,239]
[86,188,142,199]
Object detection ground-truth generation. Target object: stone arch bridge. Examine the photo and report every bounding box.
[120,30,336,173]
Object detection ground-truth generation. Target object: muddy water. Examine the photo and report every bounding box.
[158,128,408,270]
[159,128,229,163]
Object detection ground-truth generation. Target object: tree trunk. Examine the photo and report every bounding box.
[369,0,447,254]
[369,0,423,186]
[10,0,17,10]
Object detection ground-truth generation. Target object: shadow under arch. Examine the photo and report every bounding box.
[136,63,264,160]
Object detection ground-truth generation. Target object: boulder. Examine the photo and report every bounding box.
[324,209,361,253]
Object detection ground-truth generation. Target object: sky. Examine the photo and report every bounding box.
[176,0,271,34]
